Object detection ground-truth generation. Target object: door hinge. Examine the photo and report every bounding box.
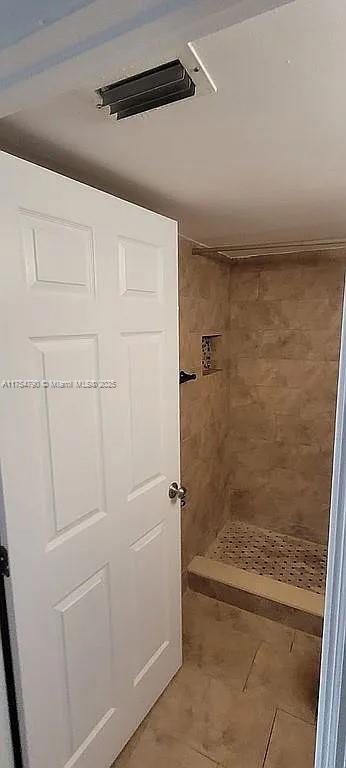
[0,546,9,578]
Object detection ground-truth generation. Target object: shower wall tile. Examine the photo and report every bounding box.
[179,238,231,575]
[235,358,339,391]
[276,411,334,447]
[229,256,346,544]
[229,403,276,441]
[258,263,344,301]
[250,381,337,417]
[229,270,260,300]
[230,487,330,544]
[230,299,286,330]
[231,327,339,361]
[229,437,332,478]
[280,299,341,330]
[180,246,345,563]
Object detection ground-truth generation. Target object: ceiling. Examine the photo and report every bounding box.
[0,0,95,50]
[0,0,345,246]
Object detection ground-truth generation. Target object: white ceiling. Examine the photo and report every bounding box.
[0,0,345,245]
[0,0,95,50]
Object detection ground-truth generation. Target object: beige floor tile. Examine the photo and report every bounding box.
[148,662,275,768]
[245,641,320,723]
[115,594,319,768]
[183,590,294,650]
[293,629,322,660]
[114,728,217,768]
[184,614,259,688]
[264,710,316,768]
[113,723,147,767]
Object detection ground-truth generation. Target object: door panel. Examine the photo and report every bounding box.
[33,335,104,537]
[126,332,164,491]
[21,212,94,293]
[131,522,169,686]
[0,151,181,768]
[118,237,162,297]
[55,567,114,752]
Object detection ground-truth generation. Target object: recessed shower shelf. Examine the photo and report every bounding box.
[201,334,223,376]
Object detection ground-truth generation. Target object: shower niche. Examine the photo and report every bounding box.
[201,334,223,375]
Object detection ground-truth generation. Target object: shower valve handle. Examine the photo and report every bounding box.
[180,370,197,384]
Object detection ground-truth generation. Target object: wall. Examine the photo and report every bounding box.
[179,238,231,576]
[228,255,345,544]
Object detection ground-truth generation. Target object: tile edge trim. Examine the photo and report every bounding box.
[188,556,324,617]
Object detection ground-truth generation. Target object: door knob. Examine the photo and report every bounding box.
[168,482,186,502]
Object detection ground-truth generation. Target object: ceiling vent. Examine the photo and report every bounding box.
[97,59,196,120]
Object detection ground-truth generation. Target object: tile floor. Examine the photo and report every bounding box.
[113,590,321,767]
[207,520,327,594]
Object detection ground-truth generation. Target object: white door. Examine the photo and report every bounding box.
[0,151,181,768]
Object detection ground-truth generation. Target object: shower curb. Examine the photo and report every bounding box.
[188,556,324,637]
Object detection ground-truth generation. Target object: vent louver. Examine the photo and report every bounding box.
[97,59,196,120]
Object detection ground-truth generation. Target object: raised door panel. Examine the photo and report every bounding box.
[55,568,115,754]
[131,522,169,688]
[32,335,105,540]
[119,237,162,298]
[21,211,94,293]
[126,332,164,495]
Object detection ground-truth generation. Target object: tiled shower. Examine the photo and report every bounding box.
[179,238,345,633]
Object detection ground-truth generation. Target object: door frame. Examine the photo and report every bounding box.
[0,564,22,768]
[315,278,346,768]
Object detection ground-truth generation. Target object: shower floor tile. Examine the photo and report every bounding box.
[206,521,327,595]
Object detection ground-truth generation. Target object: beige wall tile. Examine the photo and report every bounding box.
[231,300,287,330]
[251,383,336,417]
[280,298,342,330]
[180,244,344,563]
[276,411,334,447]
[230,270,260,300]
[230,487,330,543]
[236,358,339,391]
[232,327,339,361]
[179,238,231,573]
[259,263,344,302]
[229,439,332,478]
[229,403,276,441]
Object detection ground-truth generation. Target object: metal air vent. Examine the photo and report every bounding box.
[97,59,196,120]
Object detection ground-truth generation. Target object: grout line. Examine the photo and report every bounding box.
[242,642,261,692]
[167,731,220,765]
[277,707,317,727]
[187,743,219,764]
[261,708,278,768]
